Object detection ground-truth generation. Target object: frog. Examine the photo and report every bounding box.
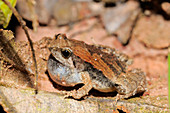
[47,34,147,100]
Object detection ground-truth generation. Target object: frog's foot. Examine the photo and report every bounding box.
[65,89,87,99]
[65,72,93,99]
[64,89,80,99]
[113,93,130,108]
[113,94,130,113]
[114,92,134,103]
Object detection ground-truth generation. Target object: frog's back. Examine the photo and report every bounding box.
[68,38,132,79]
[85,44,131,76]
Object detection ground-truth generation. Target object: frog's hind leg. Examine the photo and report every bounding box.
[113,69,147,112]
[115,68,147,99]
[66,71,93,99]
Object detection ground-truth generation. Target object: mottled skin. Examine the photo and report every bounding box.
[47,34,147,99]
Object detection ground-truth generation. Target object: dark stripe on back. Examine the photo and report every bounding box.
[87,44,125,76]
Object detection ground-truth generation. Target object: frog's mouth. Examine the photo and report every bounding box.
[49,54,64,65]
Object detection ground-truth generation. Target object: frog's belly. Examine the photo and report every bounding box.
[87,65,116,92]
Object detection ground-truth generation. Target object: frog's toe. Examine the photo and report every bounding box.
[65,90,83,99]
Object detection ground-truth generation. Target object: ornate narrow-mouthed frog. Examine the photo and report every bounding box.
[47,34,147,99]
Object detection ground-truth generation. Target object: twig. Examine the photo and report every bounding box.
[2,0,38,93]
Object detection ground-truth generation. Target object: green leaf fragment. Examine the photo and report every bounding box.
[0,0,17,28]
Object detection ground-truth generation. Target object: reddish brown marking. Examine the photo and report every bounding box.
[72,46,92,62]
[73,46,116,82]
[91,53,116,81]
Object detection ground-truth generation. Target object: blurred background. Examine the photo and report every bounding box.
[2,0,170,97]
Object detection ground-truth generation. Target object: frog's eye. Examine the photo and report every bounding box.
[61,48,72,59]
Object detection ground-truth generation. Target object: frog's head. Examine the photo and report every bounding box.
[48,34,74,68]
[47,34,83,86]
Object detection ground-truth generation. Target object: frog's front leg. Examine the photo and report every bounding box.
[114,69,147,100]
[66,72,93,99]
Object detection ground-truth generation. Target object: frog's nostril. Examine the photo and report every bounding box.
[55,34,67,40]
[115,84,119,87]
